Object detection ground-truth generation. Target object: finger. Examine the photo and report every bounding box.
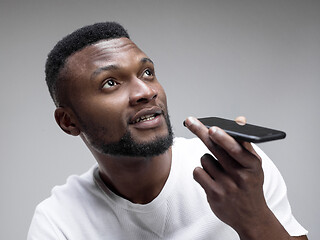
[208,126,259,168]
[241,142,262,162]
[233,116,262,162]
[201,153,225,180]
[193,166,224,199]
[184,116,220,156]
[235,116,247,126]
[185,116,242,172]
[204,137,243,174]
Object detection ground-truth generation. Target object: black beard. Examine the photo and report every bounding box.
[86,113,174,158]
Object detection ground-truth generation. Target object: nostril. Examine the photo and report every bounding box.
[152,93,158,99]
[137,97,148,103]
[136,93,157,103]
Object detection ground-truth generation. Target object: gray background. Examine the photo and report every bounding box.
[1,0,319,239]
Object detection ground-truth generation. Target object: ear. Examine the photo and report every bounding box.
[54,107,80,136]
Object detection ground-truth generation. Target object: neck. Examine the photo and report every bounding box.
[94,148,172,204]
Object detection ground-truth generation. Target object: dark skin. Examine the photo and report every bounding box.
[184,117,307,240]
[54,37,307,239]
[55,38,171,204]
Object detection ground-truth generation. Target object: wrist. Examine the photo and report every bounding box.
[236,208,290,240]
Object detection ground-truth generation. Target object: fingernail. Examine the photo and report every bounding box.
[210,127,218,134]
[184,116,197,127]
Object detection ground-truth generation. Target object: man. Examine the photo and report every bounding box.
[28,22,308,239]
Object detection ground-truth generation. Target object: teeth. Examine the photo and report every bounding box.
[135,114,156,123]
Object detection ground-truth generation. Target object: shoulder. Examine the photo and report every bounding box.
[252,144,308,236]
[28,164,100,239]
[35,164,99,215]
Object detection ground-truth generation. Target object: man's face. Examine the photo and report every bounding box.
[63,37,173,157]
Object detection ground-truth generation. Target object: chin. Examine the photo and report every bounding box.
[98,128,174,158]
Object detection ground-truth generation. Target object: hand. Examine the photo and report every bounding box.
[184,116,293,240]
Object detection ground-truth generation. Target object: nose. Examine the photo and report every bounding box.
[129,78,158,106]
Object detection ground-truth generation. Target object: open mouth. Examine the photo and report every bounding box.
[133,113,160,124]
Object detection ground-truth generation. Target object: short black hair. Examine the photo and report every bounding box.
[45,21,130,106]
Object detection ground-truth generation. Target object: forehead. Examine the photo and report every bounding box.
[65,38,146,73]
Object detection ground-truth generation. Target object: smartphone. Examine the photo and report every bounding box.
[198,117,286,143]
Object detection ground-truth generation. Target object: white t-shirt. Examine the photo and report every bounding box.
[28,137,307,239]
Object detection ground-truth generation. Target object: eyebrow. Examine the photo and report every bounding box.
[141,57,154,65]
[90,65,119,80]
[90,57,154,80]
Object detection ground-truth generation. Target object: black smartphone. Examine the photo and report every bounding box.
[198,117,286,143]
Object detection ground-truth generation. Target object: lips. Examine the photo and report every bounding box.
[133,114,158,123]
[130,107,163,124]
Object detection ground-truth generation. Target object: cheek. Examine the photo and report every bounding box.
[156,84,168,108]
[75,96,129,140]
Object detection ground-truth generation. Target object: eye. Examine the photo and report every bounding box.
[143,69,154,78]
[102,79,118,89]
